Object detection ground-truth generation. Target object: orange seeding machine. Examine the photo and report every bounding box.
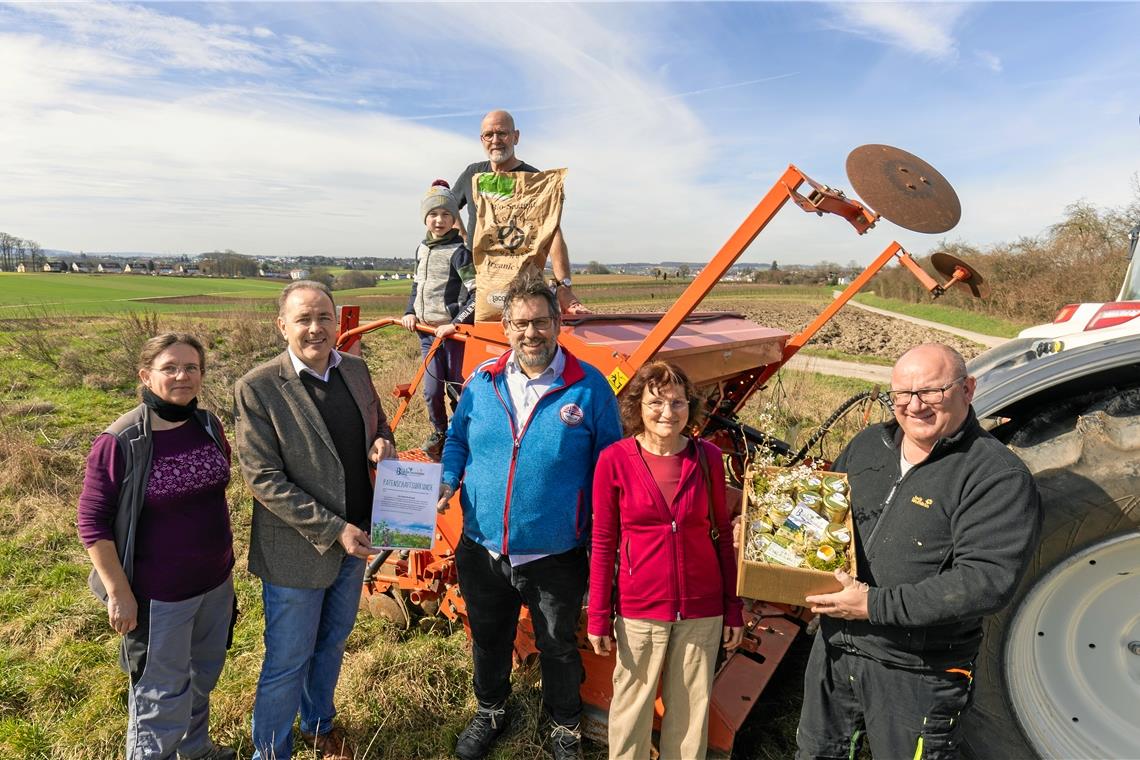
[336,145,986,754]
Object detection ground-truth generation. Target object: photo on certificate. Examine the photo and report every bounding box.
[371,459,442,551]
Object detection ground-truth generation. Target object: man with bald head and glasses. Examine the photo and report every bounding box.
[452,109,589,315]
[437,273,621,760]
[795,343,1041,760]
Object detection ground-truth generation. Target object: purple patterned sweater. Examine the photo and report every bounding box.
[77,420,234,602]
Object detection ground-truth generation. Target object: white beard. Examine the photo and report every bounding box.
[488,145,515,165]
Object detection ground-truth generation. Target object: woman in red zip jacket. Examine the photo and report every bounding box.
[587,360,744,760]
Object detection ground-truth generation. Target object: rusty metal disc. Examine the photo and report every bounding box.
[846,145,961,234]
[931,252,989,298]
[367,590,411,629]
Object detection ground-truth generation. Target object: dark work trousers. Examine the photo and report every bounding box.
[455,534,587,727]
[795,631,974,760]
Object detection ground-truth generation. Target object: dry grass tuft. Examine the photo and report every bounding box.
[0,421,81,499]
[7,401,55,417]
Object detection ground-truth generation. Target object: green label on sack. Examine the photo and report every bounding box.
[477,173,516,200]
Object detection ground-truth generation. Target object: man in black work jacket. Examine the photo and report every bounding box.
[796,343,1041,760]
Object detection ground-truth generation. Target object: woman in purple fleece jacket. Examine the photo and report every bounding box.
[587,361,743,760]
[77,333,236,760]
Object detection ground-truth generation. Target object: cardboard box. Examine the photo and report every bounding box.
[736,467,857,606]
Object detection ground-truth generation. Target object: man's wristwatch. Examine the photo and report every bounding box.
[550,277,573,289]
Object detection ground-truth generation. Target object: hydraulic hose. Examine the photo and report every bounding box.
[789,390,888,464]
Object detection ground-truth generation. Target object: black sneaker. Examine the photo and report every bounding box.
[422,430,446,460]
[548,722,582,760]
[455,701,509,760]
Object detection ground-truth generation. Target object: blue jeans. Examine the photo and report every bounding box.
[251,555,364,760]
[418,332,465,433]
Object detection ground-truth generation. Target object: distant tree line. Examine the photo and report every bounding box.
[0,232,44,272]
[198,250,259,277]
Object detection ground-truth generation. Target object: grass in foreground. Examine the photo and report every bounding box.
[853,293,1028,338]
[0,310,891,759]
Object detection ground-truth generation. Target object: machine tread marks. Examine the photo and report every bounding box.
[961,386,1140,759]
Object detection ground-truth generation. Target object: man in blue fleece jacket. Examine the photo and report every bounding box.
[796,343,1041,760]
[437,274,621,760]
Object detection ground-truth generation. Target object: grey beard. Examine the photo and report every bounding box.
[488,146,515,164]
[518,344,555,372]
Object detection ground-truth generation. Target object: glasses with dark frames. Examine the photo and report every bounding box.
[884,376,966,406]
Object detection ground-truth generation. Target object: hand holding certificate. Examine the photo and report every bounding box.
[371,459,443,550]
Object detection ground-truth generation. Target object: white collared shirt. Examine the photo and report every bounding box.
[490,346,566,567]
[287,347,343,383]
[503,346,565,430]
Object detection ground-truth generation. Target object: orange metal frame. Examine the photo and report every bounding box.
[336,160,963,755]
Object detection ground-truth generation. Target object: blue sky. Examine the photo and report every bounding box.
[2,1,1138,265]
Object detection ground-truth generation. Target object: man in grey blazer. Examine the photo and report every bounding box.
[235,280,395,760]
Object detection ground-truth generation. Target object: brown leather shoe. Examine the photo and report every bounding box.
[300,726,355,760]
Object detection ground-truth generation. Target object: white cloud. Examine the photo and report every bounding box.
[825,2,967,60]
[10,2,319,73]
[975,49,1003,73]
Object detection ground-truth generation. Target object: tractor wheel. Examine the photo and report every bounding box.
[961,388,1140,759]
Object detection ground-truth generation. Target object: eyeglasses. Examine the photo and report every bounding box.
[643,399,689,414]
[884,376,965,406]
[152,364,201,377]
[480,130,513,143]
[504,317,554,332]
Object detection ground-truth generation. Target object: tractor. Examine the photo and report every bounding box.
[338,146,1139,757]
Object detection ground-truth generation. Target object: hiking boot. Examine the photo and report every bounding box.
[455,701,509,760]
[548,722,583,760]
[300,726,354,760]
[422,430,446,460]
[178,746,237,760]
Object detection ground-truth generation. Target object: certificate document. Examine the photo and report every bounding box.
[371,459,442,550]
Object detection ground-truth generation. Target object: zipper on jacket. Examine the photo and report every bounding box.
[670,519,682,621]
[624,537,632,576]
[500,438,520,554]
[866,476,903,550]
[490,367,574,556]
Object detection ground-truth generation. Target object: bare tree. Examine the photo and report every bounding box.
[0,232,18,272]
[27,240,43,271]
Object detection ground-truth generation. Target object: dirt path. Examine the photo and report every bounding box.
[784,355,891,382]
[844,299,1007,348]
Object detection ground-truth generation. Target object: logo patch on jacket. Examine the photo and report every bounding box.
[559,403,584,426]
[911,494,934,509]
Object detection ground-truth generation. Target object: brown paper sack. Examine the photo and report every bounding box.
[470,168,566,321]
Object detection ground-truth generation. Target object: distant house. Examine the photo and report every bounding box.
[16,263,28,272]
[177,265,200,276]
[97,262,124,274]
[43,261,67,273]
[71,262,91,273]
[158,268,175,276]
[289,269,310,280]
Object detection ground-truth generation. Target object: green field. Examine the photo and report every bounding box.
[852,292,1027,337]
[0,273,420,317]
